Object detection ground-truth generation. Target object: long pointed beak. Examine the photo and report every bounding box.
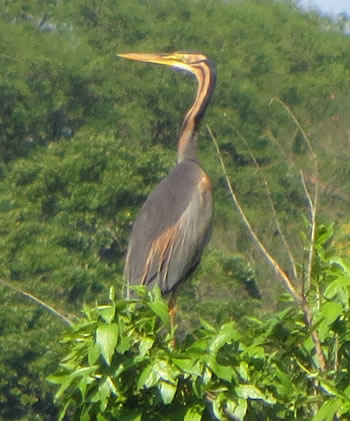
[118,53,172,65]
[118,52,190,72]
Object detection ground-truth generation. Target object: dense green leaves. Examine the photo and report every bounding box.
[50,232,350,419]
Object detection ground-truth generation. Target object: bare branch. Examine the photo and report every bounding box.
[265,126,291,162]
[270,98,320,296]
[234,128,298,283]
[0,278,73,327]
[300,170,319,294]
[207,123,326,372]
[206,124,303,305]
[270,98,316,159]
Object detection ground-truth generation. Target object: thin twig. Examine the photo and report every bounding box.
[273,101,325,371]
[270,98,316,159]
[206,124,302,305]
[234,128,298,283]
[300,170,318,294]
[207,123,326,372]
[0,278,73,327]
[265,126,291,162]
[270,98,320,296]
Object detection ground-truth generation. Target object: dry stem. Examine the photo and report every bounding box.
[207,119,326,372]
[207,124,302,304]
[0,278,73,327]
[234,128,298,283]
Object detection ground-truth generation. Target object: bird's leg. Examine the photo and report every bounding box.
[168,290,177,348]
[168,293,177,329]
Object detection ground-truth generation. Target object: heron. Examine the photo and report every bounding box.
[119,52,216,326]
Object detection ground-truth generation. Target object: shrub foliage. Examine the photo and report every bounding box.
[50,224,350,420]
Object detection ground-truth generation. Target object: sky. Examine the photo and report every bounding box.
[300,0,350,16]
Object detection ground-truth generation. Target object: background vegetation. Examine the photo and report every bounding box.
[0,0,349,419]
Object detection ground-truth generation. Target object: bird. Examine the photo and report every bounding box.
[119,52,216,325]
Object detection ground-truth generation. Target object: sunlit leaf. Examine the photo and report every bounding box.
[236,384,275,404]
[184,405,203,421]
[148,301,170,327]
[96,323,119,365]
[172,357,201,376]
[237,361,249,381]
[204,355,234,382]
[97,305,116,324]
[58,399,73,421]
[88,342,100,366]
[312,398,342,421]
[153,359,179,383]
[324,276,350,299]
[319,380,341,397]
[137,364,158,389]
[159,380,177,404]
[209,322,238,354]
[139,336,154,356]
[117,335,131,354]
[200,317,217,333]
[109,286,116,301]
[321,302,343,326]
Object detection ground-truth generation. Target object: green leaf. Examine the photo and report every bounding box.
[200,317,217,333]
[153,359,179,383]
[159,380,177,404]
[97,305,116,324]
[58,398,73,421]
[212,391,226,420]
[139,336,154,356]
[204,355,234,382]
[236,384,275,404]
[55,376,76,400]
[274,366,294,396]
[203,366,212,385]
[237,361,249,381]
[321,302,343,325]
[88,342,100,366]
[317,223,334,246]
[148,300,170,327]
[47,373,70,385]
[117,335,131,354]
[312,398,342,421]
[224,398,247,421]
[137,364,159,389]
[105,376,118,396]
[330,257,350,276]
[324,276,350,299]
[99,377,112,411]
[96,323,119,365]
[234,398,248,420]
[172,357,201,376]
[109,286,116,301]
[319,379,341,397]
[209,322,238,354]
[184,405,203,421]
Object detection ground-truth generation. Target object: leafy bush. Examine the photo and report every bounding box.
[50,224,350,420]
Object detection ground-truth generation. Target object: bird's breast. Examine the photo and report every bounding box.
[198,172,212,193]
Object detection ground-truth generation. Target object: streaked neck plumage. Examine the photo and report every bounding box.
[177,59,216,163]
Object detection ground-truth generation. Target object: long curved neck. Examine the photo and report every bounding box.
[177,60,216,163]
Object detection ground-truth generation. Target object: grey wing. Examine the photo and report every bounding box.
[124,161,212,297]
